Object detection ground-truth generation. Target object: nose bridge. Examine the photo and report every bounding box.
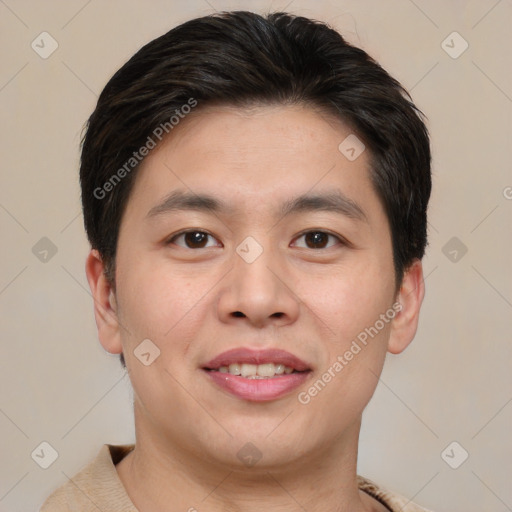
[217,235,300,326]
[233,237,280,301]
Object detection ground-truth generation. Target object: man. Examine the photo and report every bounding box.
[41,10,432,512]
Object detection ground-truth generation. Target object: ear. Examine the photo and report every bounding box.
[387,259,425,355]
[85,249,123,355]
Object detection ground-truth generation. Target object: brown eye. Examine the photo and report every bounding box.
[304,232,329,248]
[169,231,219,249]
[184,231,208,248]
[293,231,341,249]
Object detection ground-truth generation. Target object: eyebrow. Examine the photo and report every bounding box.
[146,190,231,218]
[146,189,367,223]
[280,192,367,222]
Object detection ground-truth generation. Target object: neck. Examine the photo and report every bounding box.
[116,409,378,512]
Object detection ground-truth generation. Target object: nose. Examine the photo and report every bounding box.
[216,243,300,329]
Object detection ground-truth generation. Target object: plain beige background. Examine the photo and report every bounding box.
[1,1,511,511]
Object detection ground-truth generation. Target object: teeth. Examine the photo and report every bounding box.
[274,364,285,375]
[240,364,257,377]
[257,363,275,377]
[229,363,241,375]
[216,363,297,378]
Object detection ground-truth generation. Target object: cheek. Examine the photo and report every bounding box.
[297,256,395,344]
[297,302,392,441]
[293,257,394,428]
[115,257,212,351]
[114,258,213,412]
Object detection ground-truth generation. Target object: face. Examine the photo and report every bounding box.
[88,104,423,470]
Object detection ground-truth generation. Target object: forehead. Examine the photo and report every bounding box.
[159,104,356,170]
[124,104,382,221]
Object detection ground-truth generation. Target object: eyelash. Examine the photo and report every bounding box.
[166,229,347,250]
[167,230,221,249]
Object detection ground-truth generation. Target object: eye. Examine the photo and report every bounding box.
[292,230,344,249]
[167,230,221,249]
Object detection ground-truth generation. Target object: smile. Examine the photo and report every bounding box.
[202,348,312,401]
[211,362,297,378]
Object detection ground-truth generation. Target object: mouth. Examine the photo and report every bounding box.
[202,348,312,401]
[204,362,302,378]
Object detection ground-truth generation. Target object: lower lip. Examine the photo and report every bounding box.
[204,370,311,402]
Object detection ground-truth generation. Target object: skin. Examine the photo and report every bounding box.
[86,104,425,512]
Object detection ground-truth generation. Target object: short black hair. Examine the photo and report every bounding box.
[81,10,431,318]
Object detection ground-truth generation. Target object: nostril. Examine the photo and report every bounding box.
[232,311,245,318]
[271,312,284,318]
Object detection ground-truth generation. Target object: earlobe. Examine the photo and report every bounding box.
[85,250,123,355]
[387,259,425,355]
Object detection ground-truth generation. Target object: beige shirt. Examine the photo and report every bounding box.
[40,444,432,512]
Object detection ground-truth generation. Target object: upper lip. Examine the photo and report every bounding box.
[203,348,311,372]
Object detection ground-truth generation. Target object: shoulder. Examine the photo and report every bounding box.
[357,475,434,512]
[39,444,136,512]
